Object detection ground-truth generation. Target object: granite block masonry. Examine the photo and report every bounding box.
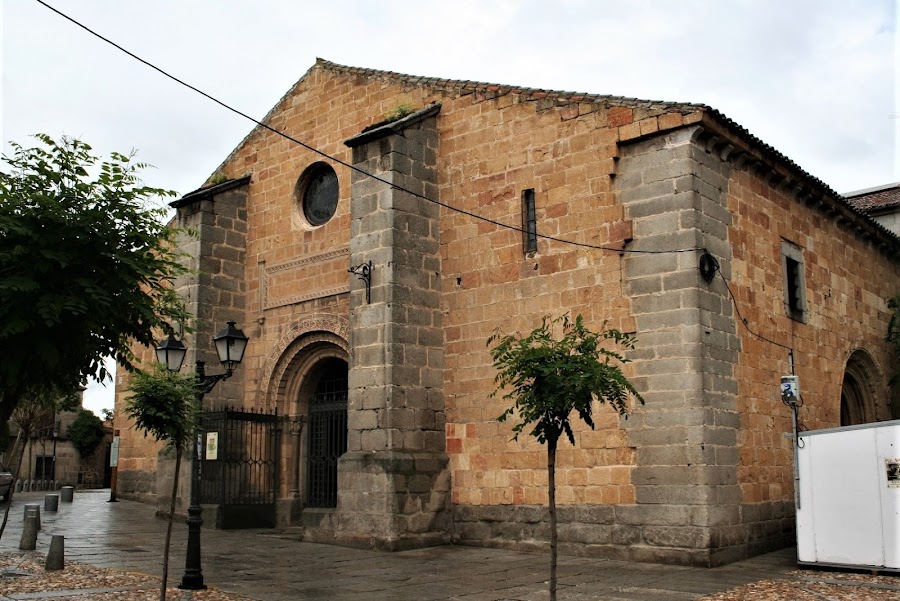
[330,105,451,550]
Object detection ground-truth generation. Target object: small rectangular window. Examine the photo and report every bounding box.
[781,241,807,322]
[522,189,537,255]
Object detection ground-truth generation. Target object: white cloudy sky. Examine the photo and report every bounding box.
[2,0,897,416]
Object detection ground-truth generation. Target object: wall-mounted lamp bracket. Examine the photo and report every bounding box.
[349,260,373,304]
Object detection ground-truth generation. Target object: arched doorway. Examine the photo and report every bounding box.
[840,349,888,426]
[304,357,348,508]
[261,317,350,525]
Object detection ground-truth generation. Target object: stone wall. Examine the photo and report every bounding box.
[725,143,900,553]
[615,125,744,565]
[114,180,250,512]
[331,107,450,550]
[112,61,899,564]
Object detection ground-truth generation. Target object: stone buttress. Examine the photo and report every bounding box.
[334,105,451,549]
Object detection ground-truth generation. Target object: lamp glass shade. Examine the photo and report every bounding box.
[214,321,248,371]
[156,334,187,372]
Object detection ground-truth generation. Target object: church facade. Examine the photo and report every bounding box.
[113,59,900,566]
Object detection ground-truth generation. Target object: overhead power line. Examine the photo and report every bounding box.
[34,0,701,256]
[35,0,806,367]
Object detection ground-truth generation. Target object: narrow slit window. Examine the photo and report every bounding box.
[781,241,807,322]
[522,189,537,255]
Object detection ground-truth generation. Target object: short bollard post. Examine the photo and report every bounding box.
[23,504,41,530]
[60,486,74,503]
[46,535,65,571]
[44,494,60,512]
[19,511,39,550]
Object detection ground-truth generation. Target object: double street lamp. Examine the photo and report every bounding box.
[155,321,249,591]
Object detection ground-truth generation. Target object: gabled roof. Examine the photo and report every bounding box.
[207,59,898,255]
[317,58,702,115]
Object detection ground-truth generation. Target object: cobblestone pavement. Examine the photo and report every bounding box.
[0,489,803,600]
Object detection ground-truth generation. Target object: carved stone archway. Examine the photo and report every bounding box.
[260,314,349,525]
[840,348,889,426]
[260,314,350,410]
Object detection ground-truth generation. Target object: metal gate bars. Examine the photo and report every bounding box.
[200,407,279,528]
[306,361,348,508]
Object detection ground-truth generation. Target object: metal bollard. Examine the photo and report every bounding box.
[60,486,74,502]
[23,504,41,530]
[19,510,39,550]
[46,535,65,570]
[44,494,60,512]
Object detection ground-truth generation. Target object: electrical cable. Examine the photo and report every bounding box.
[710,254,794,352]
[709,251,808,436]
[34,0,703,256]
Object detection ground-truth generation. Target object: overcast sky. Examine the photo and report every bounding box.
[2,0,897,416]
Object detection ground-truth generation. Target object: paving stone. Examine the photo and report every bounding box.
[0,490,801,601]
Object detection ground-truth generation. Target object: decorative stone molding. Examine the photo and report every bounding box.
[261,248,351,310]
[260,314,350,408]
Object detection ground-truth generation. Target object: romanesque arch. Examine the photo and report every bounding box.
[840,348,889,426]
[260,314,349,521]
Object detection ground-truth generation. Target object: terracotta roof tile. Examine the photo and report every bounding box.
[207,59,899,252]
[844,183,900,212]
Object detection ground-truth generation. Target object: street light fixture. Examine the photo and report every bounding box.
[155,321,249,591]
[155,333,187,373]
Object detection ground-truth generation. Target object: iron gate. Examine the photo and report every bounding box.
[200,407,279,529]
[306,361,348,508]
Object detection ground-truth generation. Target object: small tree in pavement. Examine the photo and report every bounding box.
[489,314,643,601]
[125,366,196,601]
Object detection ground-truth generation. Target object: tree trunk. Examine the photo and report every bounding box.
[160,445,182,601]
[548,436,558,601]
[0,431,26,541]
[27,438,33,484]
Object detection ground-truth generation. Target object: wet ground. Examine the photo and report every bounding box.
[0,489,805,600]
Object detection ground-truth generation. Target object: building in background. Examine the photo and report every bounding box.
[2,391,112,489]
[845,182,900,237]
[114,60,900,566]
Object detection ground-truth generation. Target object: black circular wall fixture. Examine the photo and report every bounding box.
[699,251,718,283]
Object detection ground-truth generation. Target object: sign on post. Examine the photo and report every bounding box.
[109,435,120,467]
[205,432,218,461]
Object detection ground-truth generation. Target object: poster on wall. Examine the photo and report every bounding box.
[887,458,900,488]
[206,432,219,461]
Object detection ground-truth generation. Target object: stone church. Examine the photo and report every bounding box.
[114,59,900,566]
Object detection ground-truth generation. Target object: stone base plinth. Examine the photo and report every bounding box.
[331,450,450,550]
[452,501,795,567]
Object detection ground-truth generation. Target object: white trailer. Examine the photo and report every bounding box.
[796,419,900,570]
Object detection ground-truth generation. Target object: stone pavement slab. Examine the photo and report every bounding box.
[0,490,797,600]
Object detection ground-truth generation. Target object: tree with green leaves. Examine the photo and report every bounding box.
[888,294,900,380]
[68,409,106,459]
[888,294,900,418]
[489,314,643,601]
[0,133,190,430]
[125,366,197,601]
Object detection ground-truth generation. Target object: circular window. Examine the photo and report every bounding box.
[297,163,339,226]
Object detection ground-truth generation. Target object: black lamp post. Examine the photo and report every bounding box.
[155,321,248,591]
